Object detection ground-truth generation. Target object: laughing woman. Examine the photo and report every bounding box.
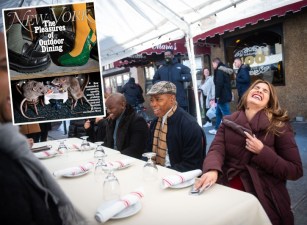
[195,79,303,225]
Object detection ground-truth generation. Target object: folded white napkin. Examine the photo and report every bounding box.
[161,169,202,189]
[34,149,58,159]
[69,143,95,151]
[95,187,144,223]
[69,144,80,150]
[103,158,135,170]
[53,162,95,177]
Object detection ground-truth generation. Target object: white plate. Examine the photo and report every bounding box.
[116,164,132,170]
[62,170,90,178]
[37,154,57,159]
[112,201,142,219]
[170,178,195,189]
[102,164,132,171]
[98,200,142,219]
[78,146,95,151]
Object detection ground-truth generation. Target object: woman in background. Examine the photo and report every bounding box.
[199,67,215,128]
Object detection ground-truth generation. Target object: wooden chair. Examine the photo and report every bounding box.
[15,81,44,116]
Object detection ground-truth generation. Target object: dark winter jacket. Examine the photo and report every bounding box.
[213,62,233,103]
[236,64,251,100]
[120,77,144,106]
[0,152,62,225]
[153,58,191,107]
[104,104,149,159]
[68,119,86,138]
[148,107,206,172]
[203,110,303,225]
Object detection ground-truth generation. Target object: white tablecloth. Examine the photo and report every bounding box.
[35,138,271,225]
[44,87,68,105]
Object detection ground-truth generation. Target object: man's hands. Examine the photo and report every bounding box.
[84,120,91,129]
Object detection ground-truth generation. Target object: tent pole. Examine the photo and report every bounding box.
[185,35,202,126]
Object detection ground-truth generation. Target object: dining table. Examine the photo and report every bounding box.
[44,85,69,105]
[34,137,272,225]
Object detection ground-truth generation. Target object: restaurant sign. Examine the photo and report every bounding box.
[234,45,282,76]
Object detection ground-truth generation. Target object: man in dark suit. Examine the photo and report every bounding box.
[103,93,149,159]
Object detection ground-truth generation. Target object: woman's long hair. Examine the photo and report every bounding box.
[200,67,210,85]
[237,79,289,136]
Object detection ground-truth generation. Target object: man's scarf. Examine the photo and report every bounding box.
[152,104,177,166]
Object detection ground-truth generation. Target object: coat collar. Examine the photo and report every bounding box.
[225,110,270,133]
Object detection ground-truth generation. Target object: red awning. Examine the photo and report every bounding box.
[194,1,307,42]
[138,38,210,55]
[114,38,210,67]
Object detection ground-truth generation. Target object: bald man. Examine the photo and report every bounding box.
[103,93,149,159]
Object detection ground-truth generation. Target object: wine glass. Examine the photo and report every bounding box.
[57,140,68,154]
[80,136,91,151]
[94,158,107,184]
[94,142,108,184]
[103,168,121,201]
[142,152,158,181]
[94,142,105,158]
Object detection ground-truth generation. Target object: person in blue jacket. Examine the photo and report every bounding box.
[234,57,251,102]
[120,77,144,107]
[152,49,191,111]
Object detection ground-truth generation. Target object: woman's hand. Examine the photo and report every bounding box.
[194,170,218,191]
[244,131,264,154]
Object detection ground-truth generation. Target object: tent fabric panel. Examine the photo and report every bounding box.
[194,0,307,41]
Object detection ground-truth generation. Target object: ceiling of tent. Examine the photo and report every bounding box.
[0,0,304,66]
[96,0,303,66]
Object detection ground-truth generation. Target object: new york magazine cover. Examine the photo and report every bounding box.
[3,1,105,125]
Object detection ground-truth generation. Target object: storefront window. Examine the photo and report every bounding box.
[225,24,284,86]
[144,66,156,93]
[103,72,130,94]
[183,56,203,87]
[123,74,130,85]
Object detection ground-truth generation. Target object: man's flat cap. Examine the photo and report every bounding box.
[147,81,176,95]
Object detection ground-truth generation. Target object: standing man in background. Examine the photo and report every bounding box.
[234,57,251,102]
[209,58,233,135]
[120,77,144,107]
[152,49,191,112]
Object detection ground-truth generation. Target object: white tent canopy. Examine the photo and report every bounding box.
[97,0,302,66]
[0,0,303,125]
[96,0,302,125]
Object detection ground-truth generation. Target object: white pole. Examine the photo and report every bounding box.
[185,34,202,126]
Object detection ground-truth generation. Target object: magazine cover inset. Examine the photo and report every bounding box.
[3,1,105,125]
